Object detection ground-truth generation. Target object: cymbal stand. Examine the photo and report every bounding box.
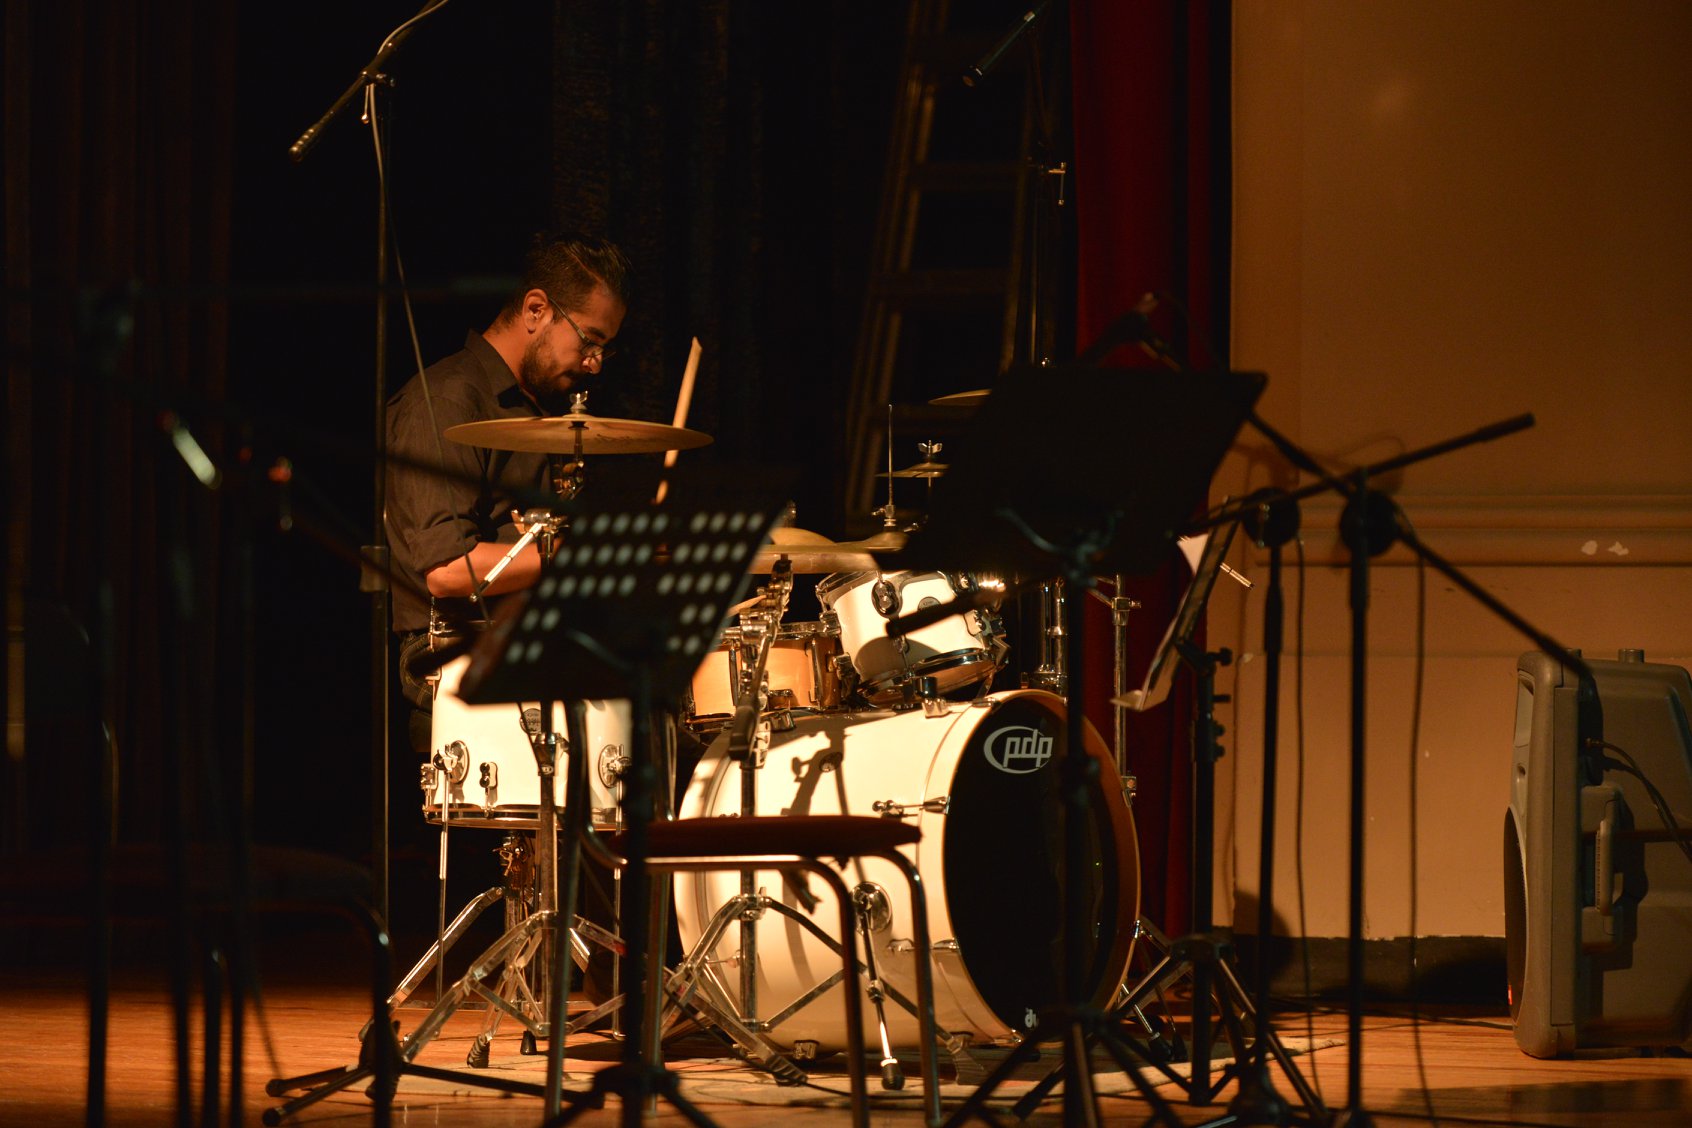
[730,564,793,1023]
[1214,410,1589,1128]
[1027,577,1067,693]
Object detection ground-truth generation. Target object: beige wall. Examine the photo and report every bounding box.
[1219,0,1692,940]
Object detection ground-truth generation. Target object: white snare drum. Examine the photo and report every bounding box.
[674,690,1138,1049]
[686,621,845,731]
[424,655,628,829]
[816,570,1005,704]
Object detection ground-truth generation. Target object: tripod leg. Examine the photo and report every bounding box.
[851,885,904,1091]
[380,885,504,1020]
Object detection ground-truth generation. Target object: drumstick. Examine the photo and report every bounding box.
[655,337,702,504]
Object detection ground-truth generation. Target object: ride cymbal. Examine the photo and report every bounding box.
[444,414,713,454]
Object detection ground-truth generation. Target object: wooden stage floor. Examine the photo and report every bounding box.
[4,965,1689,1127]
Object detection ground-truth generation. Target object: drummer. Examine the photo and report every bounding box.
[387,231,629,751]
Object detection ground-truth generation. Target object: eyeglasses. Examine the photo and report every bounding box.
[546,296,616,364]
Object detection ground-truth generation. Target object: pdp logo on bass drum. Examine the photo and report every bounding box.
[983,725,1054,774]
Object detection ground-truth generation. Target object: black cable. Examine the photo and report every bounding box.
[367,77,492,631]
[1588,740,1692,869]
[1291,534,1322,1100]
[1403,522,1439,1125]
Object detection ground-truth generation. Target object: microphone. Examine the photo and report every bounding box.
[1077,293,1176,366]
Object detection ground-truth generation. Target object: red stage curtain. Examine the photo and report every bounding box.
[1069,0,1232,937]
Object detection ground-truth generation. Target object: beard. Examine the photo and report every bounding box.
[516,340,579,414]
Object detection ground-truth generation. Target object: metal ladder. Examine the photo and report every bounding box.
[841,0,1058,528]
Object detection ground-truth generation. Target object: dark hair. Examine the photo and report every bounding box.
[502,232,630,320]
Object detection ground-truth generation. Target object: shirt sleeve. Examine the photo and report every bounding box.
[386,389,494,578]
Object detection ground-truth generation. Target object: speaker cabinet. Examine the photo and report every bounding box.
[1505,649,1692,1057]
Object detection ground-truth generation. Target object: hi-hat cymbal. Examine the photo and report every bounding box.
[928,388,991,408]
[876,461,948,480]
[832,530,908,553]
[444,414,713,454]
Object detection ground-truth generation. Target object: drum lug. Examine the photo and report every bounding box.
[918,675,948,718]
[870,577,900,618]
[435,740,470,784]
[478,761,498,790]
[597,744,631,788]
[851,882,892,934]
[419,762,438,793]
[791,1040,820,1062]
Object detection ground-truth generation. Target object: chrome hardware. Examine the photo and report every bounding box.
[419,762,438,792]
[597,744,630,789]
[918,675,947,718]
[872,796,949,819]
[852,882,892,934]
[871,577,899,617]
[434,739,469,784]
[478,761,497,790]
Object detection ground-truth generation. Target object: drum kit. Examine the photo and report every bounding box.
[392,387,1154,1096]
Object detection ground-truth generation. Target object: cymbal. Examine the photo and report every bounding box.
[928,388,990,408]
[832,530,908,553]
[876,461,948,479]
[747,526,886,574]
[444,414,713,454]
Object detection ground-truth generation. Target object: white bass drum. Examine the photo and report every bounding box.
[674,690,1138,1049]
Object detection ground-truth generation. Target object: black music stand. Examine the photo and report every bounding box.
[457,475,791,1126]
[899,364,1265,1127]
[1118,521,1240,713]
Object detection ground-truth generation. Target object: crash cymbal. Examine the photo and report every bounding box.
[928,388,991,408]
[444,414,713,454]
[876,460,948,479]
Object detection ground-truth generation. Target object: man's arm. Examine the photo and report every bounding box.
[423,538,543,598]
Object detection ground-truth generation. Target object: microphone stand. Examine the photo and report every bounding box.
[1201,411,1591,1126]
[286,0,458,931]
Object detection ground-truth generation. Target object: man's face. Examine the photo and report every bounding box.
[517,284,625,410]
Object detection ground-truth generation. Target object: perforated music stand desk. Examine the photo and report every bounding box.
[1115,521,1240,713]
[456,479,789,706]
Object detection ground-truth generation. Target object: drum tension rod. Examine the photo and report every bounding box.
[870,796,949,819]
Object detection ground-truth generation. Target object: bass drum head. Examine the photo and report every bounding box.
[941,693,1138,1032]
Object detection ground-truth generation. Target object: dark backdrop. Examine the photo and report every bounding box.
[5,0,1222,949]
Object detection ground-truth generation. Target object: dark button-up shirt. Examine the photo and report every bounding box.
[385,331,552,633]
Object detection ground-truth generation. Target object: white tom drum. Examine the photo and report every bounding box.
[424,655,628,830]
[816,570,1005,705]
[685,621,844,732]
[674,690,1138,1050]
